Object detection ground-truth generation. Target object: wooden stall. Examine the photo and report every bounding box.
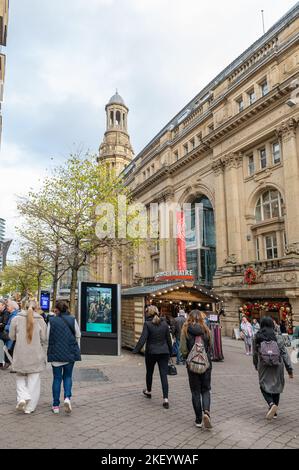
[121,282,221,349]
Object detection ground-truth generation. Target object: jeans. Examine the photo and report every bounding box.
[145,353,169,399]
[176,339,183,364]
[244,337,253,354]
[52,362,75,406]
[260,387,280,407]
[187,368,211,422]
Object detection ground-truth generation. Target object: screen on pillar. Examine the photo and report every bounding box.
[79,282,118,336]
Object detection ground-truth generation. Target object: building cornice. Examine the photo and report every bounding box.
[125,3,299,167]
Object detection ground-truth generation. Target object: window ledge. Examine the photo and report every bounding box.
[251,217,284,231]
[244,161,282,182]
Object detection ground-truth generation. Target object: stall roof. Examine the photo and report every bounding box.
[122,282,220,300]
[122,282,180,296]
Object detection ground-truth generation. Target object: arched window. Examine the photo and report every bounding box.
[110,111,114,126]
[116,111,121,127]
[184,195,216,286]
[255,190,283,222]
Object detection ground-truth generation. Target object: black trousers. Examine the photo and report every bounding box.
[187,368,211,422]
[260,387,280,407]
[145,353,169,399]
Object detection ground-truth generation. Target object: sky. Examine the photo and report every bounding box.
[0,0,297,245]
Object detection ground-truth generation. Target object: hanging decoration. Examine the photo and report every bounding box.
[239,301,293,334]
[244,267,257,285]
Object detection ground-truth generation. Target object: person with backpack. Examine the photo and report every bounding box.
[47,301,81,414]
[132,305,173,409]
[253,316,293,420]
[8,300,47,414]
[180,310,212,429]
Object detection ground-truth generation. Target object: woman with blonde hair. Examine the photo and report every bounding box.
[180,310,213,429]
[133,305,173,408]
[9,300,47,414]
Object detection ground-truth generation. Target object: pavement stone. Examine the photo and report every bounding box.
[0,338,298,449]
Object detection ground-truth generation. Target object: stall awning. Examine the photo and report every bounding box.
[122,282,220,302]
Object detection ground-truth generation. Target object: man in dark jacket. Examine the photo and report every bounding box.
[173,310,186,365]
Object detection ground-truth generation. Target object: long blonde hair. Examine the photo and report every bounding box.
[182,310,211,341]
[25,300,38,344]
[146,305,161,325]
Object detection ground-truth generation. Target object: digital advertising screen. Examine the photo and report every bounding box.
[86,286,112,333]
[40,291,50,312]
[79,282,119,337]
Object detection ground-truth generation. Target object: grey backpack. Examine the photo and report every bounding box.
[260,340,281,366]
[186,336,209,375]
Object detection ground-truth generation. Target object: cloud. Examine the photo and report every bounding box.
[0,0,296,242]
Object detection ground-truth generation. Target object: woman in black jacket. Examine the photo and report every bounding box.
[133,305,173,408]
[180,310,212,429]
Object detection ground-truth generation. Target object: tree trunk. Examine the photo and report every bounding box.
[52,257,59,310]
[69,267,78,317]
[37,272,42,305]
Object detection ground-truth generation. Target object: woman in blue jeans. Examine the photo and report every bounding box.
[47,301,81,414]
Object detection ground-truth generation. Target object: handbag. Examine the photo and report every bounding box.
[167,358,177,376]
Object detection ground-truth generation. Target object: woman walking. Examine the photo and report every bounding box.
[9,300,47,414]
[241,316,253,355]
[47,301,81,414]
[133,305,172,409]
[180,310,212,429]
[253,317,293,420]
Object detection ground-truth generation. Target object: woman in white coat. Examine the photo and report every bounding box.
[9,300,47,414]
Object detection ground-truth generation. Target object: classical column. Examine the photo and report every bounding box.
[223,153,243,264]
[277,118,299,254]
[212,159,228,269]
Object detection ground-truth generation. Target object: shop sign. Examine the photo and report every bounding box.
[154,270,194,281]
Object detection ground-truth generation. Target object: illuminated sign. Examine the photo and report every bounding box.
[154,270,194,281]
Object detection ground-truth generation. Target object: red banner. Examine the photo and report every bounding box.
[176,211,187,270]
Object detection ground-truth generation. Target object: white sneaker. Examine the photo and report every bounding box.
[64,398,72,413]
[266,404,278,420]
[16,400,27,411]
[52,406,60,414]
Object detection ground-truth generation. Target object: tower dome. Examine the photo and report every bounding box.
[108,90,126,107]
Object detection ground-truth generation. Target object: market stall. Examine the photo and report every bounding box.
[121,281,223,352]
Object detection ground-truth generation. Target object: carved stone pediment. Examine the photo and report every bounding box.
[225,254,238,265]
[285,243,299,256]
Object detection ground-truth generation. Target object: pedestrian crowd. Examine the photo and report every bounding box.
[0,297,295,430]
[0,298,81,415]
[133,306,294,430]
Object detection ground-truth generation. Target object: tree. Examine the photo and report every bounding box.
[17,225,69,307]
[0,250,51,300]
[18,152,133,313]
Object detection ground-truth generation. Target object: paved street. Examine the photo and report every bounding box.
[0,338,298,450]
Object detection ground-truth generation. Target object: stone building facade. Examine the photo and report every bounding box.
[93,4,299,335]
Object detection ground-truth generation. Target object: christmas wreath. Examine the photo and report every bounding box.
[244,267,257,285]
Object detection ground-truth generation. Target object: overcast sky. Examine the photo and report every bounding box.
[0,0,297,243]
